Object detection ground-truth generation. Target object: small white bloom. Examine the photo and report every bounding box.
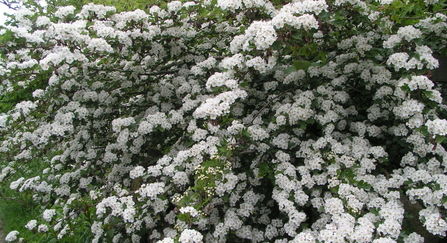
[426,119,447,136]
[38,224,49,232]
[179,229,203,243]
[325,198,344,215]
[167,1,182,12]
[5,231,19,242]
[397,25,422,41]
[32,89,45,98]
[25,219,37,230]
[129,166,145,179]
[157,238,175,243]
[179,206,199,217]
[42,209,57,222]
[54,6,75,18]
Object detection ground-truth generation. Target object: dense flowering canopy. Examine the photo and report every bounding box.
[1,0,447,242]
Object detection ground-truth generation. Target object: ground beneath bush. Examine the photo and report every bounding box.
[0,221,4,243]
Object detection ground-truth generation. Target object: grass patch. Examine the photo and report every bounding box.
[0,196,41,241]
[0,157,52,242]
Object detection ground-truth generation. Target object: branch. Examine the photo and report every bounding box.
[3,72,39,80]
[249,89,293,126]
[0,0,20,10]
[0,197,27,204]
[403,9,447,20]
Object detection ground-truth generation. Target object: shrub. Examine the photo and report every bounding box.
[0,0,447,242]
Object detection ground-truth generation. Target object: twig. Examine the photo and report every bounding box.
[249,89,293,126]
[403,9,447,20]
[0,197,27,204]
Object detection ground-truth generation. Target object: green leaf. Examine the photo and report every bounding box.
[298,43,318,58]
[285,65,297,74]
[292,32,302,40]
[240,81,249,88]
[435,135,445,144]
[442,196,447,205]
[404,212,414,218]
[217,145,228,154]
[423,90,433,98]
[391,0,405,9]
[242,128,251,138]
[299,122,307,130]
[271,40,282,50]
[258,162,271,177]
[400,84,411,93]
[414,38,424,46]
[357,181,372,190]
[293,60,312,71]
[313,51,328,64]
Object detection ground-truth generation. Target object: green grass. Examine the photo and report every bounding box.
[0,157,52,242]
[0,196,40,241]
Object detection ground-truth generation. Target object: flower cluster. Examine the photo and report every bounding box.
[0,0,447,242]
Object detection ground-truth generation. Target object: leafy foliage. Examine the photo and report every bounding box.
[0,0,447,242]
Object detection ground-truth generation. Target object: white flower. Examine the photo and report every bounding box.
[397,25,422,41]
[193,89,248,120]
[272,133,290,149]
[383,35,401,48]
[10,177,25,190]
[38,224,49,232]
[225,79,239,89]
[404,233,424,243]
[276,151,291,162]
[426,119,447,136]
[157,238,175,243]
[5,231,19,242]
[54,6,76,18]
[32,89,45,98]
[87,38,114,53]
[123,207,136,223]
[138,182,165,198]
[78,3,116,19]
[138,121,154,135]
[324,198,344,215]
[15,101,37,116]
[377,219,401,238]
[36,16,51,26]
[0,114,9,127]
[251,21,277,50]
[131,234,141,243]
[25,220,38,230]
[292,231,316,243]
[393,99,424,119]
[129,166,145,179]
[217,0,242,11]
[379,0,394,4]
[192,128,208,142]
[206,73,231,90]
[167,1,183,12]
[112,117,136,132]
[43,209,57,222]
[179,206,199,217]
[386,52,409,70]
[372,237,398,243]
[420,208,447,236]
[179,229,203,243]
[173,172,189,185]
[247,125,269,141]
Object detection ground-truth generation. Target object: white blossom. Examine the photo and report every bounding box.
[426,119,447,136]
[5,231,19,242]
[179,229,203,243]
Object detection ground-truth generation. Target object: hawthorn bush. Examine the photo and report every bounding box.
[1,0,447,242]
